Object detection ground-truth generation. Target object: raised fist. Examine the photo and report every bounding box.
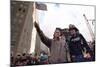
[34,21,39,28]
[34,21,40,31]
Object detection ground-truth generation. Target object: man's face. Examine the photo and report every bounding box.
[53,30,61,38]
[70,29,76,35]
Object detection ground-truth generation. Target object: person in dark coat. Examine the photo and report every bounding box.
[68,27,91,62]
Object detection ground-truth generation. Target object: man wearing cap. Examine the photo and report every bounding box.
[68,26,91,62]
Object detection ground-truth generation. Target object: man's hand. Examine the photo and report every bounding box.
[34,21,41,32]
[34,21,39,28]
[84,53,91,59]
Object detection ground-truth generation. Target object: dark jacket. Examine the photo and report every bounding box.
[68,33,91,56]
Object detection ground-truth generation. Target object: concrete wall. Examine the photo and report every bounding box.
[11,1,49,57]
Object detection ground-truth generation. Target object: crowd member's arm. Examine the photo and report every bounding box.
[34,21,51,48]
[80,34,91,53]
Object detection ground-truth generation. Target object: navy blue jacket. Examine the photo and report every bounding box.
[68,34,91,55]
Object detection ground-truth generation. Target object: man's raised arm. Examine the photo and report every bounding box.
[34,21,51,48]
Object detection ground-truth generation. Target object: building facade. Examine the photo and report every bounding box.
[11,1,50,57]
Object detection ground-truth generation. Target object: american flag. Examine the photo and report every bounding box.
[35,2,47,11]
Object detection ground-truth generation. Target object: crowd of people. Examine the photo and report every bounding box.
[11,52,49,66]
[11,22,95,66]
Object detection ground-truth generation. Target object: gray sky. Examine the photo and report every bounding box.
[37,2,95,41]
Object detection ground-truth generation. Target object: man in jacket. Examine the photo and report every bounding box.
[68,27,91,62]
[34,21,68,64]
